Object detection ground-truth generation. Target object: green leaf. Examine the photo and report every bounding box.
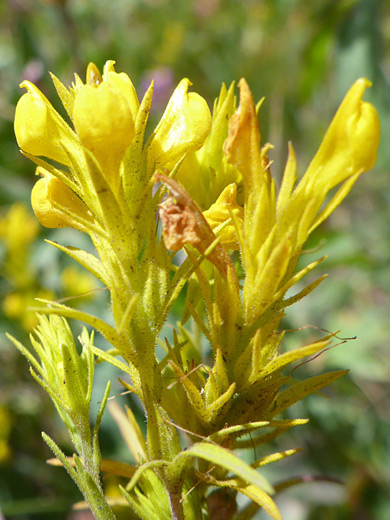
[6,333,43,376]
[209,420,271,443]
[120,486,162,520]
[168,360,206,424]
[234,484,281,520]
[126,461,168,492]
[175,441,274,495]
[251,236,292,317]
[45,241,110,287]
[280,274,328,309]
[73,456,117,520]
[234,419,308,450]
[90,346,133,378]
[204,382,236,424]
[270,370,349,418]
[273,255,327,301]
[118,294,140,335]
[42,432,78,483]
[92,381,111,471]
[259,338,331,380]
[194,460,281,520]
[253,448,301,469]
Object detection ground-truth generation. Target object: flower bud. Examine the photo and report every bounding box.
[31,171,91,229]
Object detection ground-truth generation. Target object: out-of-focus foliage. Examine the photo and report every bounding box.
[0,0,389,518]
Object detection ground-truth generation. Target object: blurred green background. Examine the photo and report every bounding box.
[0,0,389,519]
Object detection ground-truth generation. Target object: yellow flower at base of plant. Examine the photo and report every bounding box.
[61,266,98,300]
[31,168,91,229]
[0,203,39,250]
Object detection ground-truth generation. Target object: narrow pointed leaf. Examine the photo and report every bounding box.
[204,382,236,424]
[176,441,274,495]
[234,484,281,520]
[270,370,349,418]
[259,338,331,380]
[89,345,133,378]
[46,241,110,287]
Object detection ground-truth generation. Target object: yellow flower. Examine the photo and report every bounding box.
[31,168,92,229]
[203,183,243,250]
[14,81,78,165]
[303,78,379,190]
[276,78,381,249]
[223,77,380,324]
[147,78,212,171]
[15,61,213,234]
[72,62,139,176]
[175,82,242,210]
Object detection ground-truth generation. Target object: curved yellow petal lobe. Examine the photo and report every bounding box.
[148,78,212,170]
[203,183,243,250]
[31,171,91,229]
[72,74,135,171]
[302,78,380,191]
[14,81,74,165]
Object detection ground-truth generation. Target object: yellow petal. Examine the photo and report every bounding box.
[72,81,135,169]
[14,81,75,165]
[147,79,212,170]
[31,170,91,229]
[203,184,243,250]
[175,82,242,210]
[302,78,380,191]
[276,78,380,251]
[103,60,139,123]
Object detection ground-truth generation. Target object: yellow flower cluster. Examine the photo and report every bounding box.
[12,60,380,520]
[14,61,379,268]
[14,61,211,226]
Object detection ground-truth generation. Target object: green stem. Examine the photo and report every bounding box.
[69,411,103,492]
[168,490,185,520]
